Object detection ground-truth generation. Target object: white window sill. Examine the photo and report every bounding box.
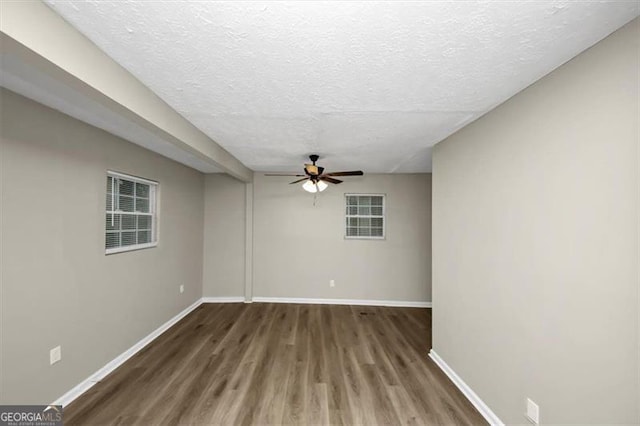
[344,236,386,240]
[106,242,158,255]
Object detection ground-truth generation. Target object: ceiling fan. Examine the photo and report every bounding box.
[265,155,363,193]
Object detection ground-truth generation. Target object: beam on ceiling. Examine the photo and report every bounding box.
[0,0,252,182]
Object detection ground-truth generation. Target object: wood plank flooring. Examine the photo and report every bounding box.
[64,303,486,425]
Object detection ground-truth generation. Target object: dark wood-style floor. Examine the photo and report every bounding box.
[65,303,485,425]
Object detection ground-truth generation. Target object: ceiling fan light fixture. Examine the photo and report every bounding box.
[265,155,362,191]
[302,180,328,193]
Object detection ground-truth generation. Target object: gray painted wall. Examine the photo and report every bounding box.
[203,174,246,297]
[1,89,432,406]
[250,173,432,302]
[0,89,205,404]
[432,19,639,424]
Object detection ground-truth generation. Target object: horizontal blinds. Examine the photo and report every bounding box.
[106,173,157,251]
[345,194,384,238]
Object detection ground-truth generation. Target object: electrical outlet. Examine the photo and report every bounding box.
[179,285,184,294]
[50,346,61,365]
[329,279,335,287]
[526,398,539,424]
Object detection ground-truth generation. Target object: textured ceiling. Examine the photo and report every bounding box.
[43,1,639,173]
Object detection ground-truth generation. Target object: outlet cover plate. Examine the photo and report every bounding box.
[526,398,539,424]
[50,346,61,365]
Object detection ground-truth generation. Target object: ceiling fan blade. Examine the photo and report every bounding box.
[265,174,306,177]
[289,178,309,184]
[320,176,343,184]
[325,171,364,177]
[305,164,319,175]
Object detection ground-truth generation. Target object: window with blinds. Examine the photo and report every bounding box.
[106,171,158,254]
[345,194,385,239]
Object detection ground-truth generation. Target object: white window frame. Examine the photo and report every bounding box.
[106,171,158,255]
[345,193,386,240]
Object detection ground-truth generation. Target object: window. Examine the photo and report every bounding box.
[106,171,158,254]
[345,194,385,239]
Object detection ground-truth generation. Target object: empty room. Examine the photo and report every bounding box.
[1,1,638,425]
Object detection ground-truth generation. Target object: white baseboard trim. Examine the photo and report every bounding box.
[201,296,246,303]
[51,298,202,407]
[429,350,504,426]
[252,296,432,308]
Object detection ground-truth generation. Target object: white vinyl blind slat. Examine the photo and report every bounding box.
[345,194,385,239]
[106,171,158,254]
